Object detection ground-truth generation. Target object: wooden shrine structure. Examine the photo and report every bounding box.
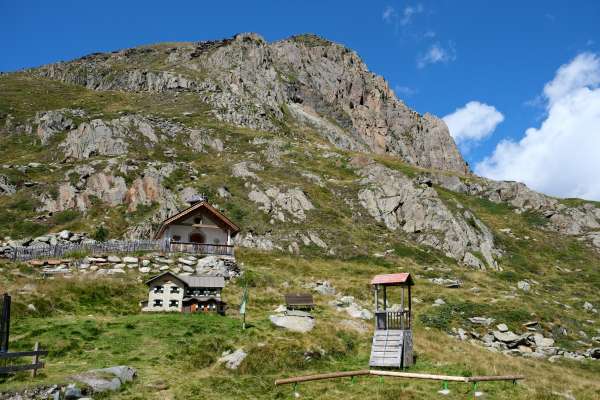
[369,273,414,369]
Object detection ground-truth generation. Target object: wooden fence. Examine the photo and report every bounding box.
[8,240,234,261]
[0,342,48,376]
[1,294,47,376]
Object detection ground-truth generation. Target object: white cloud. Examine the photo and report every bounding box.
[443,102,504,146]
[394,85,417,97]
[382,6,397,23]
[476,53,600,201]
[400,4,423,26]
[382,4,423,26]
[417,42,456,68]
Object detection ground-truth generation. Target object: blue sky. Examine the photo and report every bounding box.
[2,1,600,199]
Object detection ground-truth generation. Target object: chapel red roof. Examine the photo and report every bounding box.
[153,201,240,240]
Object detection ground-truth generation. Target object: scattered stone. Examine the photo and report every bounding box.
[178,257,195,266]
[433,298,446,306]
[429,278,462,288]
[517,281,531,292]
[219,349,247,370]
[468,317,494,326]
[309,280,335,296]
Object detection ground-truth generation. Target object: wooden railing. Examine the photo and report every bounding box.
[7,239,234,261]
[375,310,411,330]
[168,241,234,256]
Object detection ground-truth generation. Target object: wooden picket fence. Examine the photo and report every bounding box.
[8,240,234,261]
[10,239,168,261]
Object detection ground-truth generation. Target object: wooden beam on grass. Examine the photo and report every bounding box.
[275,370,371,386]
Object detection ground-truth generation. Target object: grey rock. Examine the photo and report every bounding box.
[433,298,446,306]
[0,175,16,195]
[178,257,195,266]
[58,230,73,240]
[64,384,82,400]
[496,323,509,332]
[217,186,231,198]
[517,281,531,292]
[219,349,247,370]
[429,278,462,288]
[35,109,75,144]
[235,232,275,251]
[311,281,336,296]
[232,161,263,180]
[468,317,494,326]
[492,330,520,343]
[249,186,314,222]
[62,119,129,159]
[269,314,315,333]
[187,128,223,153]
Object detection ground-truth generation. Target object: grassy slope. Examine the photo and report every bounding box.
[0,74,599,399]
[0,250,599,399]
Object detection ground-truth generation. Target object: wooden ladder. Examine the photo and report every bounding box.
[369,330,404,368]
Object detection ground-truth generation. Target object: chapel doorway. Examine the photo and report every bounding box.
[189,232,205,243]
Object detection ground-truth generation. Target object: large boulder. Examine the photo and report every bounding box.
[71,365,136,393]
[269,312,315,333]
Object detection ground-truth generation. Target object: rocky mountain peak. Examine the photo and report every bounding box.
[30,32,469,175]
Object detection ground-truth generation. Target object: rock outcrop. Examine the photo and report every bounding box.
[0,175,16,195]
[62,119,129,159]
[431,172,600,251]
[358,162,500,269]
[248,185,314,222]
[35,109,81,144]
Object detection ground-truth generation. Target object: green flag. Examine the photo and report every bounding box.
[239,286,248,315]
[240,286,248,330]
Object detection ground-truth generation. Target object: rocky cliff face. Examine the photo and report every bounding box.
[32,33,469,174]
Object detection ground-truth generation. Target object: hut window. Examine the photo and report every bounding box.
[169,300,179,308]
[153,299,163,307]
[194,217,202,224]
[170,286,180,294]
[172,235,181,241]
[153,285,164,294]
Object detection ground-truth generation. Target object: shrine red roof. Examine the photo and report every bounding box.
[371,273,414,286]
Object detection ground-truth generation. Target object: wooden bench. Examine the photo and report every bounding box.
[285,293,315,310]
